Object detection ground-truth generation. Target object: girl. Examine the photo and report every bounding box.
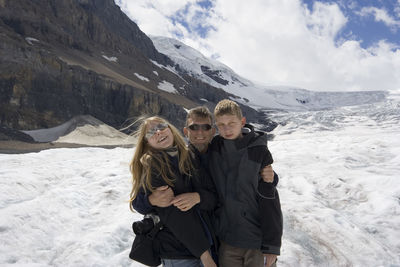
[129,116,217,267]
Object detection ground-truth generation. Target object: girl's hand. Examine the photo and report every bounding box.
[171,192,200,211]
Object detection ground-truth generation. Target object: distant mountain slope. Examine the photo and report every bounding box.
[151,36,388,111]
[0,0,251,131]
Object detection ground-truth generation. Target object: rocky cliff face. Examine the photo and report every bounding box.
[0,0,272,132]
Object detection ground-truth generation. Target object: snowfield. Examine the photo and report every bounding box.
[0,92,399,266]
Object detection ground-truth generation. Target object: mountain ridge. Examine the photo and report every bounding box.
[1,0,263,132]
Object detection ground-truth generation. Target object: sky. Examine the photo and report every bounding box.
[115,0,400,92]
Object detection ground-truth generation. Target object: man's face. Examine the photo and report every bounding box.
[215,114,246,140]
[184,116,215,147]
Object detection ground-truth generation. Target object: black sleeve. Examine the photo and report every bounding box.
[259,188,283,255]
[261,146,274,166]
[260,146,279,186]
[131,188,155,215]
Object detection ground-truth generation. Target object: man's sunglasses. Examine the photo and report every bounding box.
[146,123,169,139]
[187,124,212,131]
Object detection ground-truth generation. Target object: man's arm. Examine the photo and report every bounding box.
[259,189,283,255]
[260,165,279,185]
[171,167,217,212]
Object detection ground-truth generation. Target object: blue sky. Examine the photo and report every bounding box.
[116,0,400,91]
[302,0,400,48]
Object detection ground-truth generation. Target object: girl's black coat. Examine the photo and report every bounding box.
[135,148,217,259]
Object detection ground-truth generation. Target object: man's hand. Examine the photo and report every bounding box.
[264,254,277,267]
[261,165,274,183]
[171,192,200,211]
[148,185,174,207]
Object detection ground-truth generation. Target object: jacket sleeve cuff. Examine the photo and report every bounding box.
[257,181,276,199]
[261,244,281,255]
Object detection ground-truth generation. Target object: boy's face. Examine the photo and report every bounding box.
[215,114,246,140]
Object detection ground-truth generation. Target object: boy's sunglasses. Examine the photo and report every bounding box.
[187,124,212,131]
[146,123,169,139]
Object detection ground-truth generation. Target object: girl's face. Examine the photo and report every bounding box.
[145,121,174,149]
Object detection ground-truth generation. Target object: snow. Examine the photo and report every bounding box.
[150,60,164,69]
[157,81,177,93]
[134,73,149,82]
[25,37,39,45]
[153,71,159,76]
[267,93,400,266]
[102,55,118,62]
[1,92,399,266]
[0,147,141,266]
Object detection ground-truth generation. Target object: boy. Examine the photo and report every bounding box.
[208,99,283,267]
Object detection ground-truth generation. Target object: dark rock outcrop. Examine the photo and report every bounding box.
[0,0,274,133]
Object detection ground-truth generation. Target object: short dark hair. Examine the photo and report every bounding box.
[186,106,214,126]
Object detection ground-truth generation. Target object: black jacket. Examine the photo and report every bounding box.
[132,147,217,259]
[208,124,283,255]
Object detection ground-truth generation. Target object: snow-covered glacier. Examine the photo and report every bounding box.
[0,91,399,266]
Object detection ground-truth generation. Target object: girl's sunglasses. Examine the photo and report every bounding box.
[187,124,212,131]
[146,123,169,139]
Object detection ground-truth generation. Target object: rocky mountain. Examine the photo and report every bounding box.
[1,0,267,135]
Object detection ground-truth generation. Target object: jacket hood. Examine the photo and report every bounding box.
[238,124,269,149]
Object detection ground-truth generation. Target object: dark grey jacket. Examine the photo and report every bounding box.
[208,124,283,254]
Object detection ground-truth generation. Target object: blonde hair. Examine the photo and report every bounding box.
[129,116,193,211]
[214,99,243,119]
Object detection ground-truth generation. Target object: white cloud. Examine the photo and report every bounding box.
[116,0,400,92]
[358,6,400,30]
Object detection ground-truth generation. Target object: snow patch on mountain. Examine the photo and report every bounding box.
[158,81,177,93]
[102,55,118,62]
[134,73,149,82]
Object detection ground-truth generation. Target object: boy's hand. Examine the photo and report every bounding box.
[171,192,200,211]
[263,254,277,267]
[261,165,274,183]
[148,186,174,207]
